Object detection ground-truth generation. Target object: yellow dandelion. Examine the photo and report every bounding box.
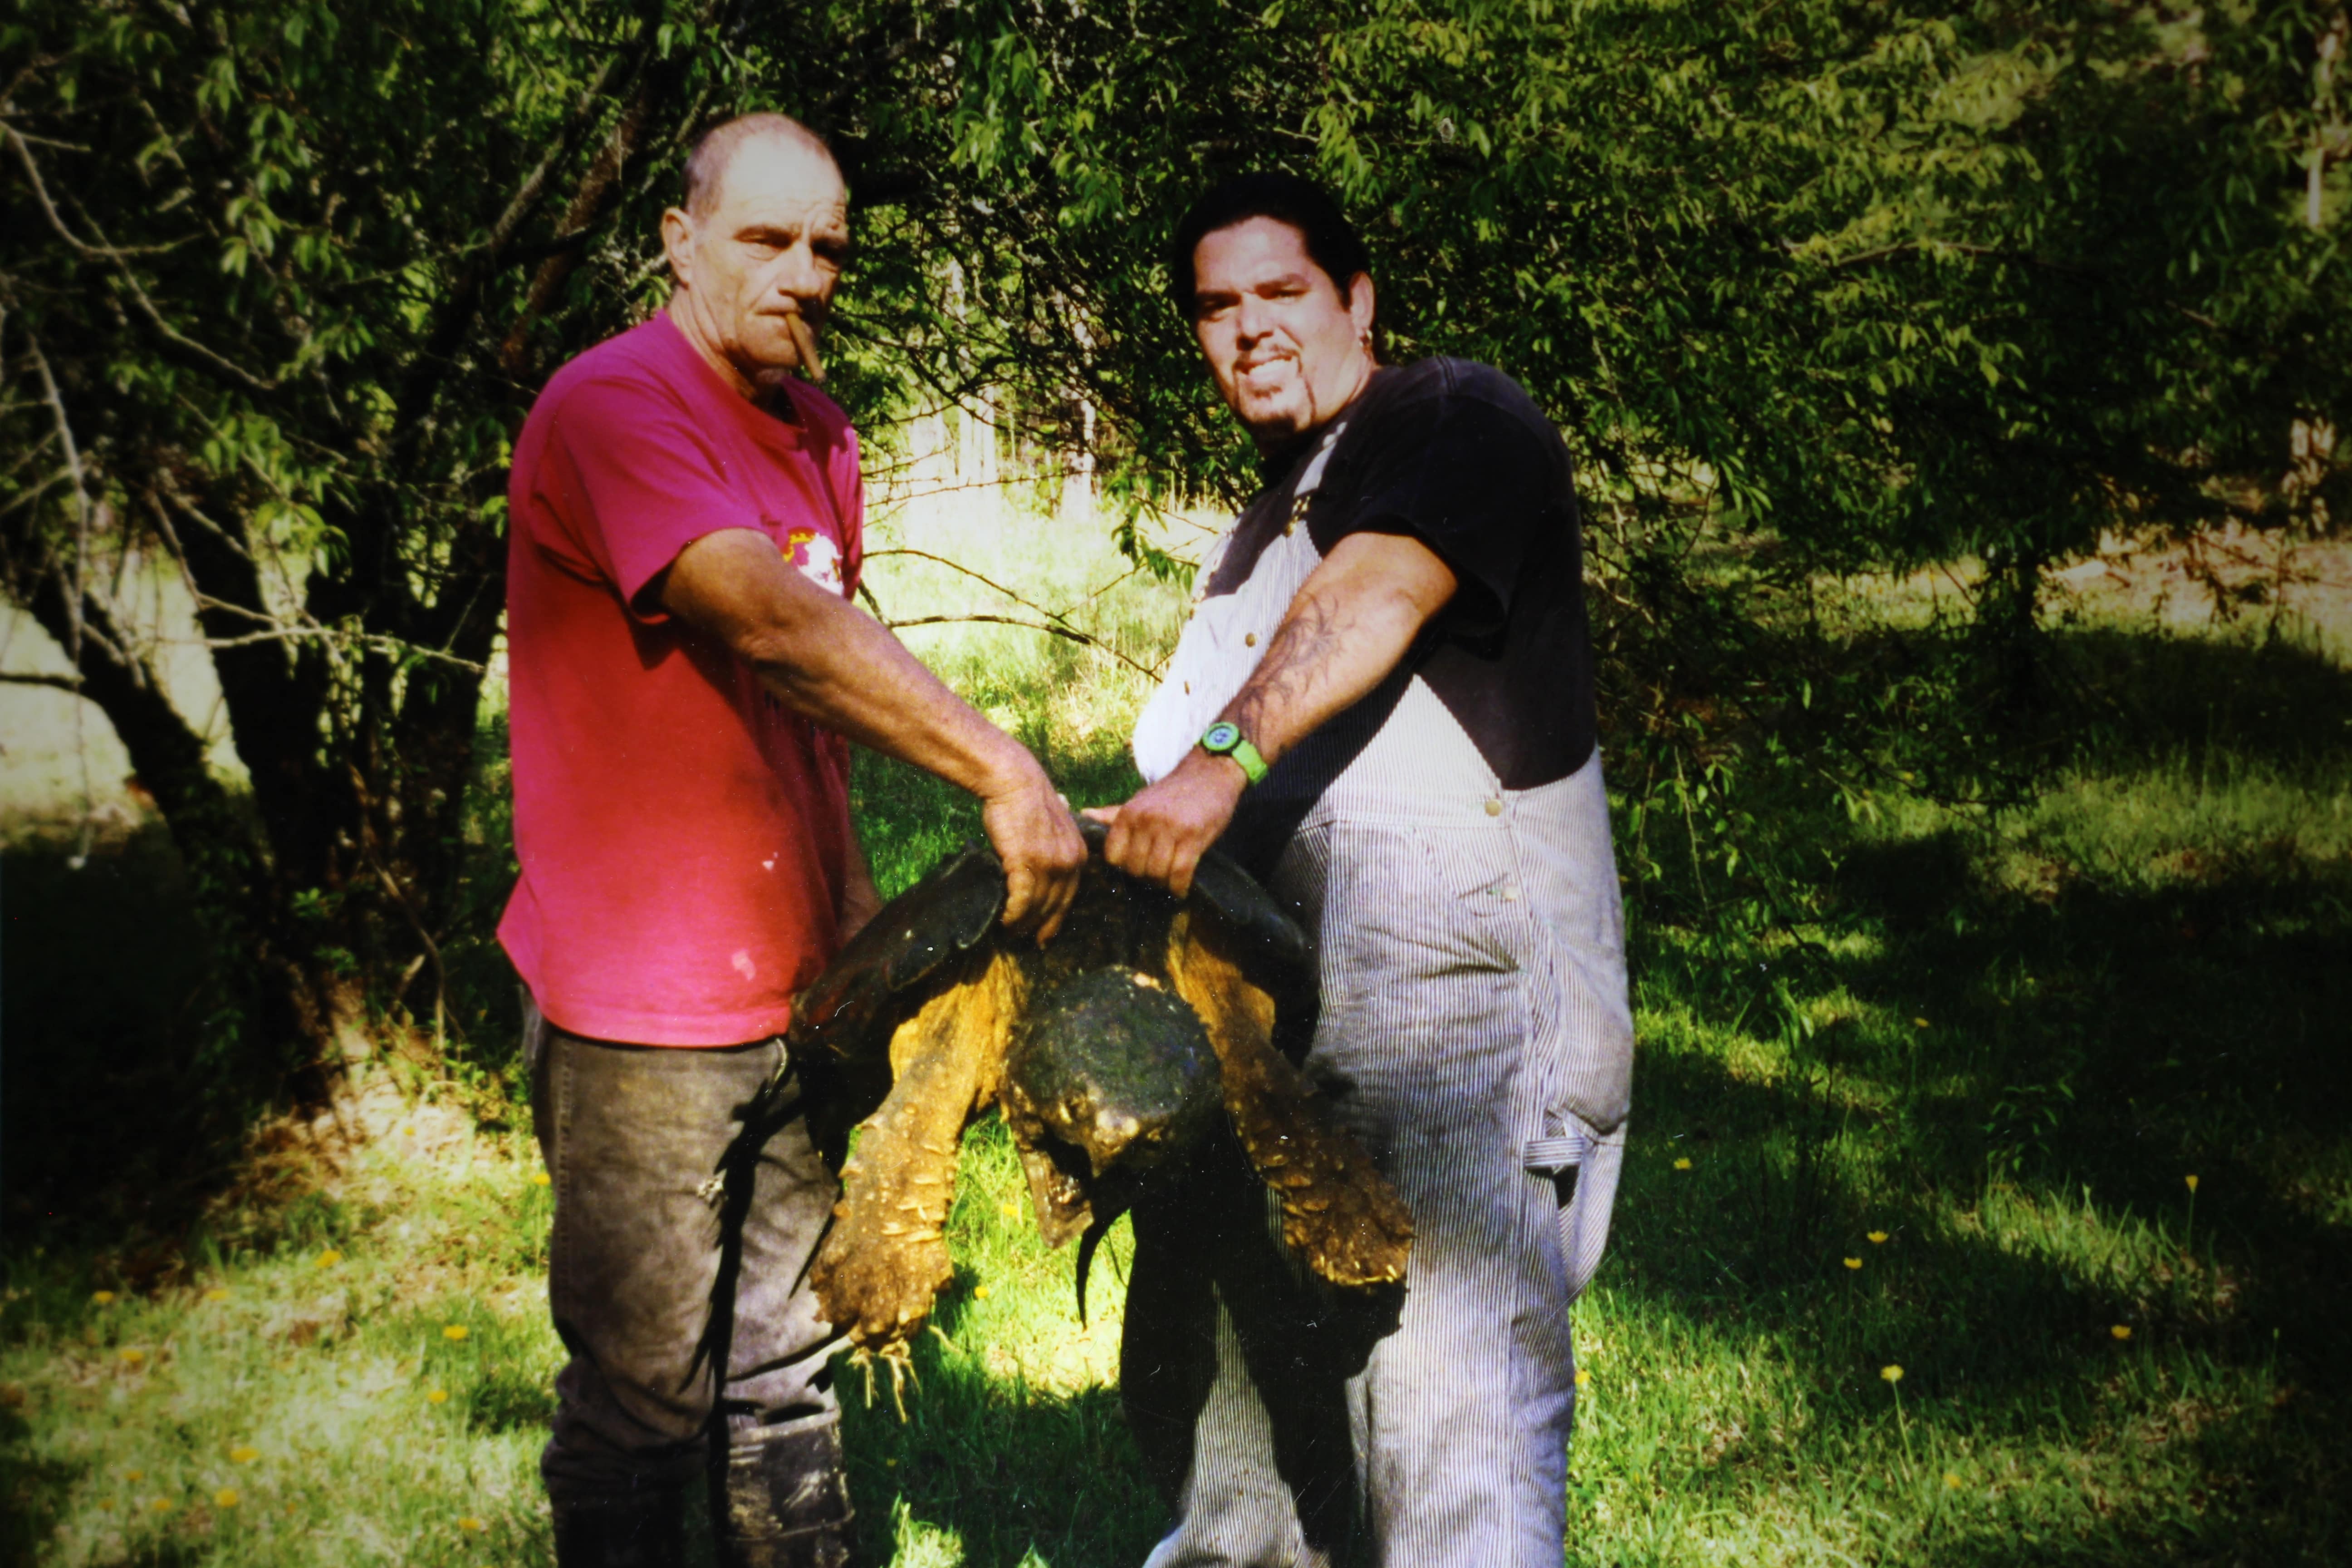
[215,1488,240,1509]
[91,1290,116,1306]
[1867,1231,1890,1245]
[119,1347,146,1366]
[204,1288,231,1302]
[442,1324,470,1342]
[1673,1156,1692,1171]
[1944,1472,1962,1489]
[427,1388,450,1405]
[2111,1324,2132,1341]
[147,1497,174,1514]
[458,1516,486,1533]
[1574,1367,1592,1387]
[999,1199,1021,1218]
[2185,1175,2199,1193]
[974,1285,993,1302]
[1912,1017,1931,1029]
[1880,1364,1904,1383]
[98,1498,116,1512]
[531,1171,552,1187]
[315,1250,343,1269]
[230,1446,260,1464]
[125,1469,144,1482]
[1843,1257,1863,1270]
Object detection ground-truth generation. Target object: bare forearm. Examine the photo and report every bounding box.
[741,601,1029,797]
[1225,574,1430,767]
[1098,532,1455,899]
[660,528,1085,936]
[661,530,1026,795]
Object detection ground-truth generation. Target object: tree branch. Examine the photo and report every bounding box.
[8,127,282,395]
[0,671,89,693]
[883,610,1162,679]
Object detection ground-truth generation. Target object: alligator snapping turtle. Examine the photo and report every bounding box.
[779,819,1413,1367]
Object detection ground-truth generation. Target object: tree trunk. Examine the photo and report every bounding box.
[7,547,341,1105]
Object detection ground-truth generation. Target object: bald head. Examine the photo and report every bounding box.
[682,113,837,218]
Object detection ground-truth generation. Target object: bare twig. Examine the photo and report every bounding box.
[883,612,1163,678]
[9,127,281,394]
[192,621,488,674]
[863,546,1165,676]
[1,123,182,257]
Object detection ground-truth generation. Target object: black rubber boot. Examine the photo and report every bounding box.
[711,1418,855,1568]
[550,1490,688,1568]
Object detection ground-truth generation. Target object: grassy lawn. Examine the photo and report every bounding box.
[3,519,2346,1564]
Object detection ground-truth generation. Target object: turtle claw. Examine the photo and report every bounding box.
[848,1343,919,1422]
[810,1221,952,1357]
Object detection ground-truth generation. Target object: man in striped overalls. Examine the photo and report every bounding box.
[1094,172,1635,1568]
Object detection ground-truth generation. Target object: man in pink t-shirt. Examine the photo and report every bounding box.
[503,114,1085,1568]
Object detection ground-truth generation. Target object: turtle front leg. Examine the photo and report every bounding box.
[1166,918,1414,1288]
[811,949,1023,1356]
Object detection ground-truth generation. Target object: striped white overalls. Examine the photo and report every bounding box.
[1123,423,1634,1568]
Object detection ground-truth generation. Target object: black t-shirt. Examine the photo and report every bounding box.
[1205,357,1597,790]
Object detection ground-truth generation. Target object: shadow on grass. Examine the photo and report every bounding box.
[2046,621,2352,777]
[0,821,220,1248]
[837,1335,1163,1568]
[1612,740,2351,1561]
[0,1408,74,1568]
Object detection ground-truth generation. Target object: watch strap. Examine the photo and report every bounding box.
[1199,721,1269,785]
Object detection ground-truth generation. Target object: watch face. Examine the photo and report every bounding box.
[1201,721,1240,752]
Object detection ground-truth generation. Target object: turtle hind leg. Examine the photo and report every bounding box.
[1165,917,1414,1288]
[809,949,1024,1356]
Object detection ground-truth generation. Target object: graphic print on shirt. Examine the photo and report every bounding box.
[784,525,844,593]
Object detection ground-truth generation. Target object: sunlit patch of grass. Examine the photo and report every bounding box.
[0,1068,563,1567]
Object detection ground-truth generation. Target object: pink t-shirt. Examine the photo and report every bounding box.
[500,312,864,1045]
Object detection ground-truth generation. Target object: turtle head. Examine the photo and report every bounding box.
[1000,967,1224,1185]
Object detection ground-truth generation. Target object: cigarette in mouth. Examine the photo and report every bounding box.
[786,314,825,386]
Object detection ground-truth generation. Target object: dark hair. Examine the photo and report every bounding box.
[1166,172,1372,316]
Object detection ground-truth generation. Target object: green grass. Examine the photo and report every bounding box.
[4,518,2347,1564]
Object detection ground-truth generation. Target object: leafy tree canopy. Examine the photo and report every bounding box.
[3,0,2343,1095]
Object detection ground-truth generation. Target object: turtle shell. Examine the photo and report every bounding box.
[786,822,1309,1168]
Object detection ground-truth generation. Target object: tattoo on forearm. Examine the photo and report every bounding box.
[1229,591,1362,758]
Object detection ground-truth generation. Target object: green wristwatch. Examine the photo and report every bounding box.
[1199,720,1268,785]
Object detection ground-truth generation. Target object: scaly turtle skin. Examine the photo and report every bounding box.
[778,819,1413,1367]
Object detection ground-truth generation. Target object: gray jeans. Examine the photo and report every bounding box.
[524,996,843,1506]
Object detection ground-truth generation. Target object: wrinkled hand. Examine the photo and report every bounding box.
[980,761,1086,941]
[1095,749,1247,900]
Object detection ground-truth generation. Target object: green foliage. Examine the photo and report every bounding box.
[850,0,2350,555]
[8,0,2347,1119]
